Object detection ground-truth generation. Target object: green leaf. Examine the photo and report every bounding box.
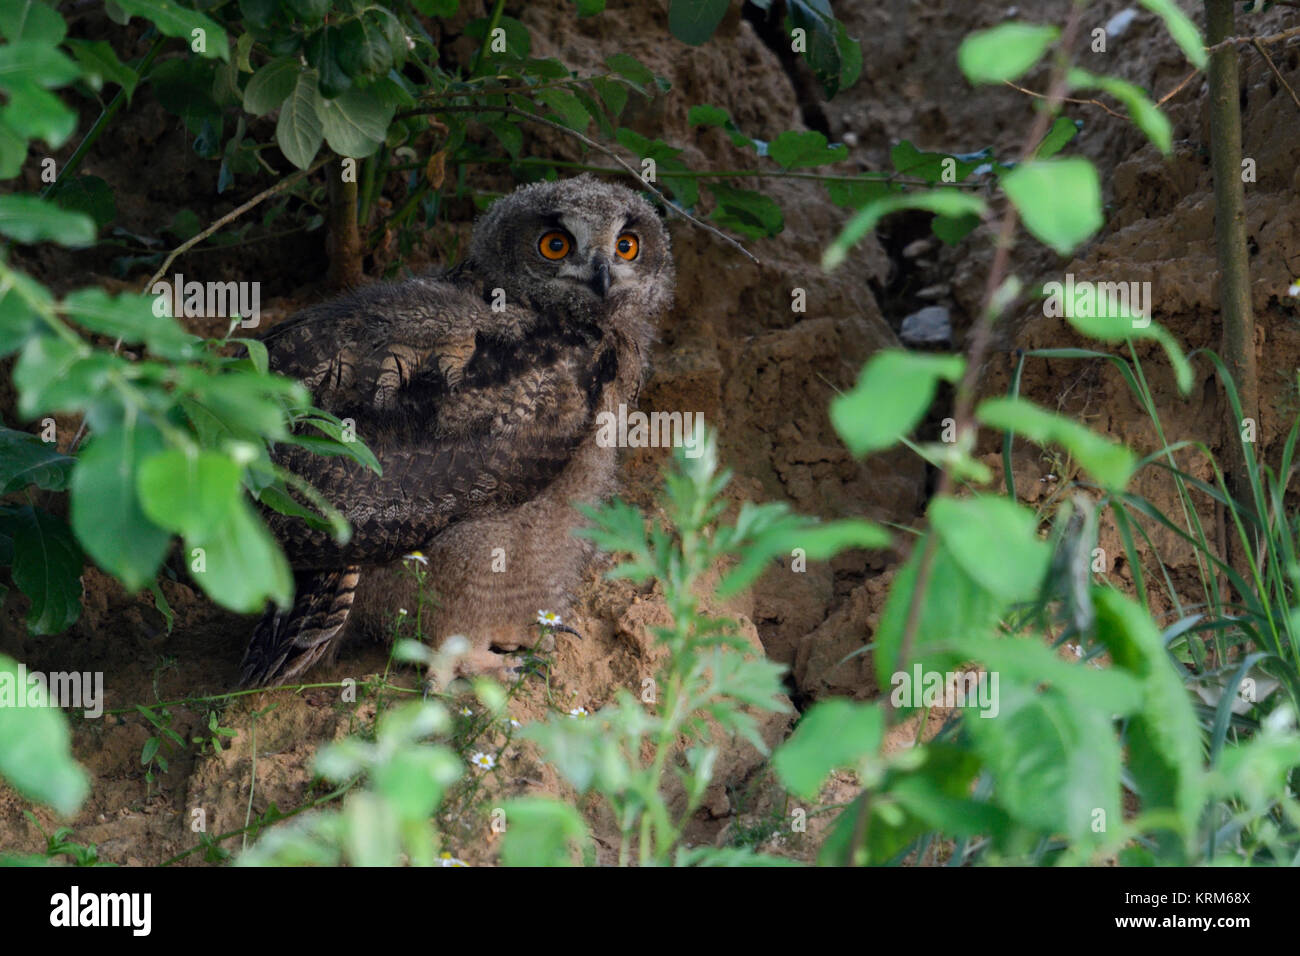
[296,416,381,474]
[929,496,1050,603]
[0,116,28,179]
[10,506,83,634]
[773,699,884,800]
[824,176,894,209]
[572,0,605,16]
[70,419,172,592]
[591,76,628,118]
[0,40,78,88]
[486,116,522,158]
[1070,69,1170,155]
[831,350,965,456]
[12,334,120,418]
[873,536,1003,682]
[823,190,986,270]
[0,653,89,815]
[966,675,1122,842]
[1138,0,1206,68]
[931,212,981,245]
[1093,587,1203,855]
[976,395,1136,490]
[276,69,325,169]
[785,0,854,98]
[707,183,783,239]
[1035,115,1080,159]
[0,2,67,44]
[534,87,589,131]
[189,497,292,612]
[1,76,75,147]
[768,129,847,169]
[604,52,654,90]
[1000,157,1102,255]
[718,513,889,598]
[0,194,93,246]
[64,39,137,99]
[668,0,729,46]
[110,0,229,60]
[306,25,351,99]
[869,747,995,863]
[0,426,73,493]
[63,288,197,359]
[499,797,589,866]
[318,85,392,157]
[957,22,1058,84]
[0,274,44,352]
[53,175,116,228]
[285,0,329,23]
[182,369,305,442]
[137,449,241,545]
[1049,280,1193,394]
[464,14,530,62]
[150,57,221,136]
[890,141,989,184]
[243,56,299,115]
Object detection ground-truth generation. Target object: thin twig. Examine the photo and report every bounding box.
[1006,65,1202,118]
[145,154,333,291]
[1252,39,1300,111]
[1205,24,1300,53]
[1156,69,1201,106]
[400,104,761,264]
[1004,80,1126,118]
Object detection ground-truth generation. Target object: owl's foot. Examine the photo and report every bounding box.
[423,646,536,690]
[549,622,585,640]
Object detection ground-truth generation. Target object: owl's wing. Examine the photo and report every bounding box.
[257,280,616,570]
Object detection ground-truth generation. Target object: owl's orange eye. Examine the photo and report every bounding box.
[615,233,639,261]
[539,231,571,260]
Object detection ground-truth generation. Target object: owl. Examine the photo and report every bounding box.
[238,175,675,686]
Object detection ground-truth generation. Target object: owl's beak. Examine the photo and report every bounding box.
[588,256,611,297]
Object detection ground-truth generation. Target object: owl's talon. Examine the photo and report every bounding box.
[552,622,585,641]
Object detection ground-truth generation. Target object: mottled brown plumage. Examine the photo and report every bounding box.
[239,176,674,686]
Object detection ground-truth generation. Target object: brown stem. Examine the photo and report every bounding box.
[326,156,363,291]
[1205,0,1259,579]
[894,5,1087,676]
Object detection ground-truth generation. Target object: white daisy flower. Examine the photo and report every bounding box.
[398,608,408,617]
[403,551,429,565]
[537,610,562,627]
[459,706,474,717]
[471,752,495,770]
[568,707,588,719]
[1289,282,1300,298]
[439,852,467,867]
[509,718,522,730]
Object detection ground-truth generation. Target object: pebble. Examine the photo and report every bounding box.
[899,305,952,346]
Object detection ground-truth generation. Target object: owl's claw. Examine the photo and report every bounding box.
[551,622,584,641]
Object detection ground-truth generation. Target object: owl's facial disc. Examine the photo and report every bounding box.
[538,215,638,300]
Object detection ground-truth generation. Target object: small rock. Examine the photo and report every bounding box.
[901,238,933,258]
[899,305,952,346]
[1106,8,1137,37]
[916,283,951,300]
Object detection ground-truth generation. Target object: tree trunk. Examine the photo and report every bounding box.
[1204,0,1258,573]
[326,157,363,291]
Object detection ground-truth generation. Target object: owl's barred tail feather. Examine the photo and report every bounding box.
[239,566,361,687]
